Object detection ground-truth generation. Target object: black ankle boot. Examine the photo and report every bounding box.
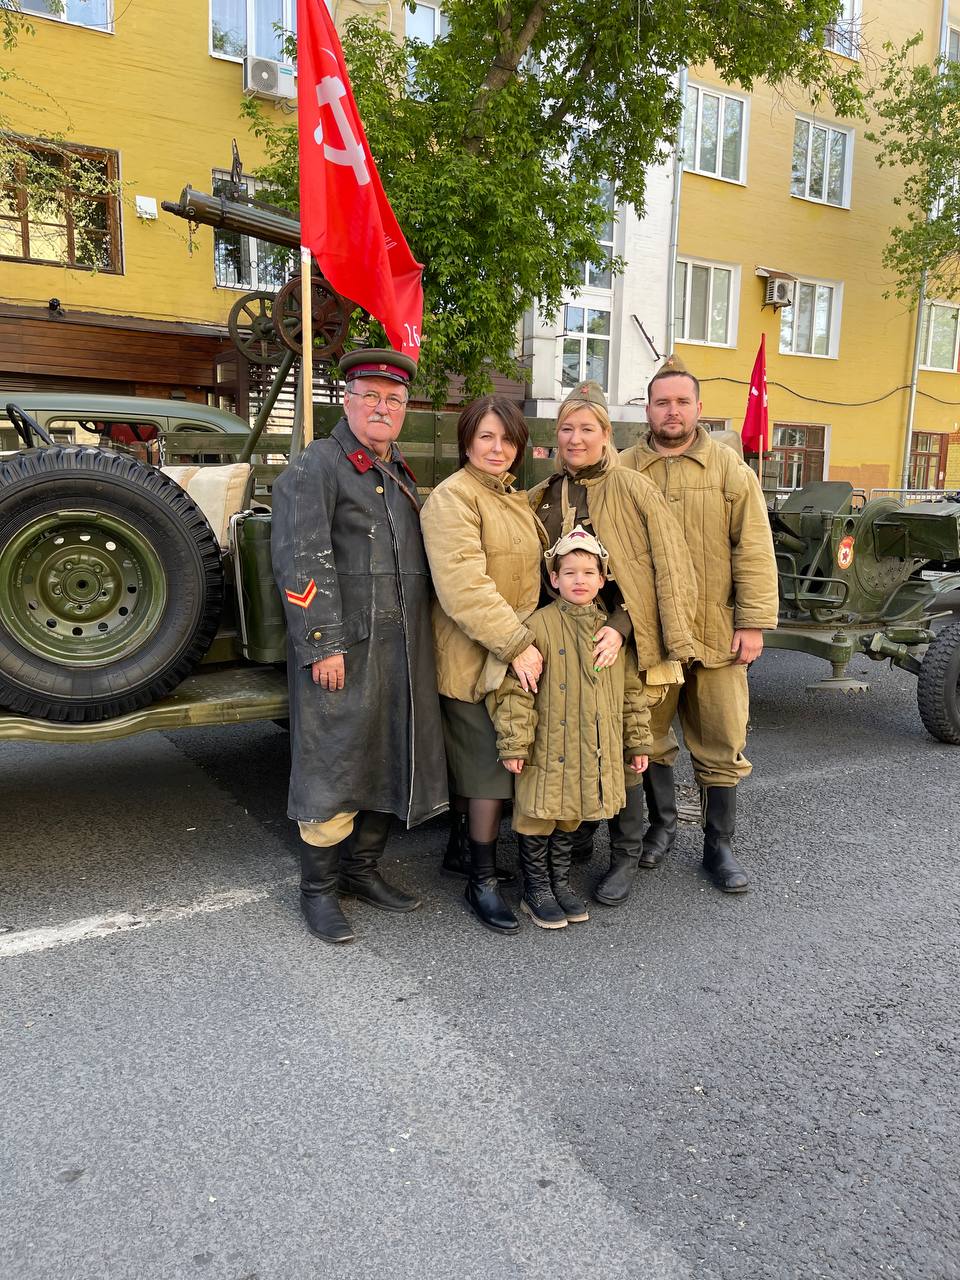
[339,811,422,912]
[702,786,749,893]
[570,820,599,865]
[464,838,520,934]
[300,839,355,944]
[517,834,567,929]
[442,810,515,885]
[548,830,589,922]
[594,784,645,906]
[640,763,678,869]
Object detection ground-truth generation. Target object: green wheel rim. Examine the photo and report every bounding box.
[0,509,168,667]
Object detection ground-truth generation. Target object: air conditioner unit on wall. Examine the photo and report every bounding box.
[243,56,296,101]
[765,277,795,308]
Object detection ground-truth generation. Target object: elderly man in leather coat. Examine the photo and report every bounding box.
[271,348,447,944]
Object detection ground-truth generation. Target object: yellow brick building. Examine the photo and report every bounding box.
[676,0,960,496]
[0,0,403,405]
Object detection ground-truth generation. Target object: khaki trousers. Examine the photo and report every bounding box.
[648,662,751,788]
[513,813,582,836]
[298,812,358,848]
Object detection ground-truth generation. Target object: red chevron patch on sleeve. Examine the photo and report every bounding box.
[285,580,317,608]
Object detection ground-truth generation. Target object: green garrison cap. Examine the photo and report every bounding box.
[339,348,417,386]
[560,379,608,413]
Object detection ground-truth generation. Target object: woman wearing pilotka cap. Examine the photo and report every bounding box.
[420,395,547,934]
[528,379,698,907]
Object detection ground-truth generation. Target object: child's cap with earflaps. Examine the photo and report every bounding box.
[544,525,610,574]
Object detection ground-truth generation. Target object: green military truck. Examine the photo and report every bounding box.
[2,392,960,746]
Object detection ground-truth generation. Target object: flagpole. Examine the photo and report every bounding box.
[300,246,314,448]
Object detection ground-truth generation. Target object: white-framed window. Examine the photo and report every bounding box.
[210,0,297,62]
[919,301,960,372]
[212,171,295,290]
[823,0,860,59]
[406,2,449,43]
[17,0,112,31]
[791,117,852,207]
[779,278,842,358]
[674,258,738,347]
[682,83,747,183]
[948,27,960,63]
[560,304,611,392]
[574,179,615,290]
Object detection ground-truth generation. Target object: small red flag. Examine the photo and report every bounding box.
[740,335,769,454]
[296,0,424,360]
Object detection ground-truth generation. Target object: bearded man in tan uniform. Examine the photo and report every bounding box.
[618,365,779,893]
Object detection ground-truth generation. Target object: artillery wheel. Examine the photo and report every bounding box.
[228,291,285,365]
[0,447,223,722]
[917,617,960,745]
[274,273,354,361]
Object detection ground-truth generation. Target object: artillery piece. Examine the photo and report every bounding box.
[161,186,359,364]
[764,480,960,743]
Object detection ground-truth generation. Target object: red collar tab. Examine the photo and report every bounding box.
[398,456,418,484]
[347,449,374,473]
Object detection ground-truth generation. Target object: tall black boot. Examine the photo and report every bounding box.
[442,808,516,885]
[548,830,589,922]
[339,811,422,912]
[300,840,355,944]
[570,820,600,865]
[464,838,520,935]
[594,784,645,907]
[517,834,567,929]
[702,786,749,894]
[639,763,678,869]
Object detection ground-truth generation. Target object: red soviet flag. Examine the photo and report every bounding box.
[740,334,769,453]
[296,0,423,360]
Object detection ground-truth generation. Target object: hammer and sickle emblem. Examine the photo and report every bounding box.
[313,75,370,187]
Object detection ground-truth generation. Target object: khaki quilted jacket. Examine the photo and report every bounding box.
[420,464,546,702]
[489,600,651,822]
[619,428,779,667]
[528,465,698,672]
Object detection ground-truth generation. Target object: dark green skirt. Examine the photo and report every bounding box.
[440,696,513,800]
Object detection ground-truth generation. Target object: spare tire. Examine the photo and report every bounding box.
[0,446,223,722]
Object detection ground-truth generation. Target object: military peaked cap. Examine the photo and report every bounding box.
[339,347,417,386]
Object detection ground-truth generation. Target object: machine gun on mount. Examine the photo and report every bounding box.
[763,479,960,743]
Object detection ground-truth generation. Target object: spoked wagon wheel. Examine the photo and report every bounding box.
[0,447,223,723]
[274,273,355,361]
[227,290,285,365]
[917,618,960,744]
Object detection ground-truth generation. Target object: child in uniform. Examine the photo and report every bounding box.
[490,528,650,928]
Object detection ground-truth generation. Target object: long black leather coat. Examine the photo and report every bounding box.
[271,418,448,827]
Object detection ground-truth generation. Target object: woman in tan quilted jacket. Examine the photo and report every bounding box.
[528,380,698,908]
[420,396,546,935]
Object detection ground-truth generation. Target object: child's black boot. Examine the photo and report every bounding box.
[517,833,568,929]
[548,830,590,922]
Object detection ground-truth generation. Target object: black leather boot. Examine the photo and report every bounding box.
[441,809,516,885]
[300,840,355,944]
[339,811,422,912]
[517,834,567,929]
[548,830,589,922]
[464,838,520,934]
[639,763,678,869]
[594,784,645,907]
[570,820,599,865]
[702,786,749,894]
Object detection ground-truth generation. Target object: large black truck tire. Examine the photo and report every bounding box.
[917,617,960,745]
[0,446,223,722]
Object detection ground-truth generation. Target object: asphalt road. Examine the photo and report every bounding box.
[1,641,958,1280]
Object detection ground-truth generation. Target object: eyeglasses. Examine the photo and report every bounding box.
[346,389,408,413]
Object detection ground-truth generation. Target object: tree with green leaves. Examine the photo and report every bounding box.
[866,35,960,302]
[247,1,862,404]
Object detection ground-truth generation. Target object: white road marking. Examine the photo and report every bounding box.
[0,879,296,958]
